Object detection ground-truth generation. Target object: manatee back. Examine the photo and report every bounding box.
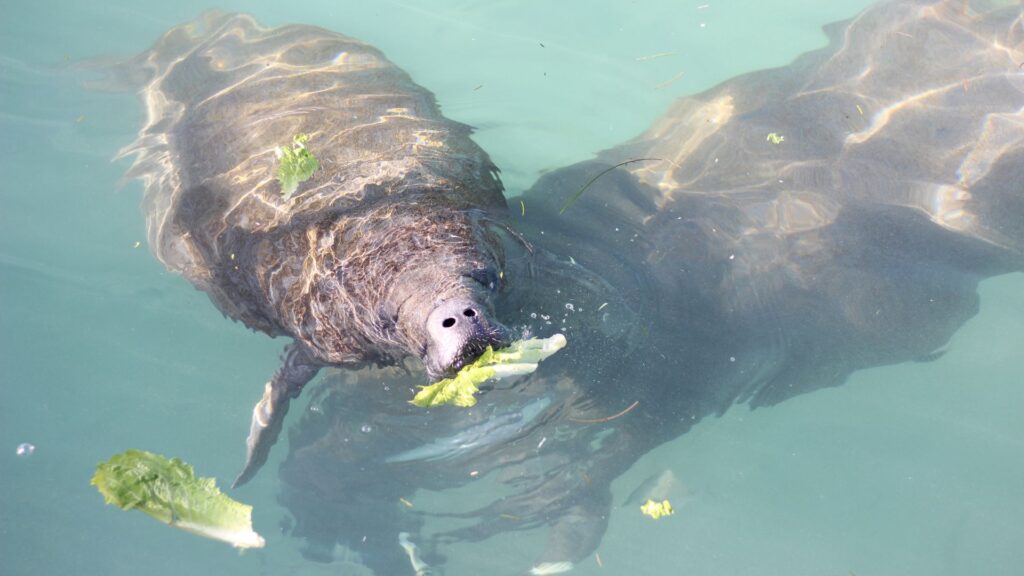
[117,13,504,291]
[616,0,1024,255]
[518,0,1023,409]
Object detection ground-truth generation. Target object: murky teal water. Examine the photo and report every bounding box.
[2,1,1023,574]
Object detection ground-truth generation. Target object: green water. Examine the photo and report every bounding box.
[2,1,1022,574]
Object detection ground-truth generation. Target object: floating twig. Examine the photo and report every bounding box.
[654,70,686,90]
[560,159,661,214]
[635,51,676,62]
[569,400,640,423]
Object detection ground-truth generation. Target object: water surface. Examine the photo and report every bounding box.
[2,1,1022,575]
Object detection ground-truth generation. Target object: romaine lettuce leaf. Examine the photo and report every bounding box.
[276,133,318,200]
[640,498,674,520]
[92,449,265,549]
[412,334,566,408]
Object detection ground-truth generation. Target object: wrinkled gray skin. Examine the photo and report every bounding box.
[118,1,1023,574]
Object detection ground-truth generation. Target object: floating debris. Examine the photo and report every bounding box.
[560,159,661,214]
[399,497,414,508]
[766,132,785,144]
[635,51,676,62]
[16,442,35,457]
[654,71,686,91]
[569,400,639,424]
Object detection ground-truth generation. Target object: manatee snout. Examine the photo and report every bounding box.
[424,298,512,379]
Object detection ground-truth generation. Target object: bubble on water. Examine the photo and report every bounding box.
[360,424,373,434]
[16,443,35,457]
[564,303,575,312]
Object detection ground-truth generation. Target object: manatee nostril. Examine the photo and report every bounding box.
[426,299,513,377]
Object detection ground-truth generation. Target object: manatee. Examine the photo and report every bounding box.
[113,0,1024,574]
[114,12,514,487]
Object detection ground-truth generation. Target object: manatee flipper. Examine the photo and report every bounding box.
[234,344,320,488]
[524,498,610,576]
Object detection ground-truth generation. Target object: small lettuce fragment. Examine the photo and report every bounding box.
[412,334,567,408]
[276,133,319,199]
[640,499,674,520]
[92,449,265,549]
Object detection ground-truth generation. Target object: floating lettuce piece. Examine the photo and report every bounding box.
[276,133,319,199]
[411,334,567,408]
[640,499,674,520]
[91,449,265,549]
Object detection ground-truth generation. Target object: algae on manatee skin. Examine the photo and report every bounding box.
[411,334,567,408]
[276,133,319,199]
[91,449,265,549]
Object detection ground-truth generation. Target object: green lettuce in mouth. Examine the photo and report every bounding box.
[412,334,567,408]
[92,449,265,549]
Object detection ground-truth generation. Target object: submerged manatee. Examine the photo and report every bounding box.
[114,1,1024,574]
[280,1,1024,573]
[115,13,514,487]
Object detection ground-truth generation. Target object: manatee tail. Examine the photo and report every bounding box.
[79,11,238,94]
[86,13,254,283]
